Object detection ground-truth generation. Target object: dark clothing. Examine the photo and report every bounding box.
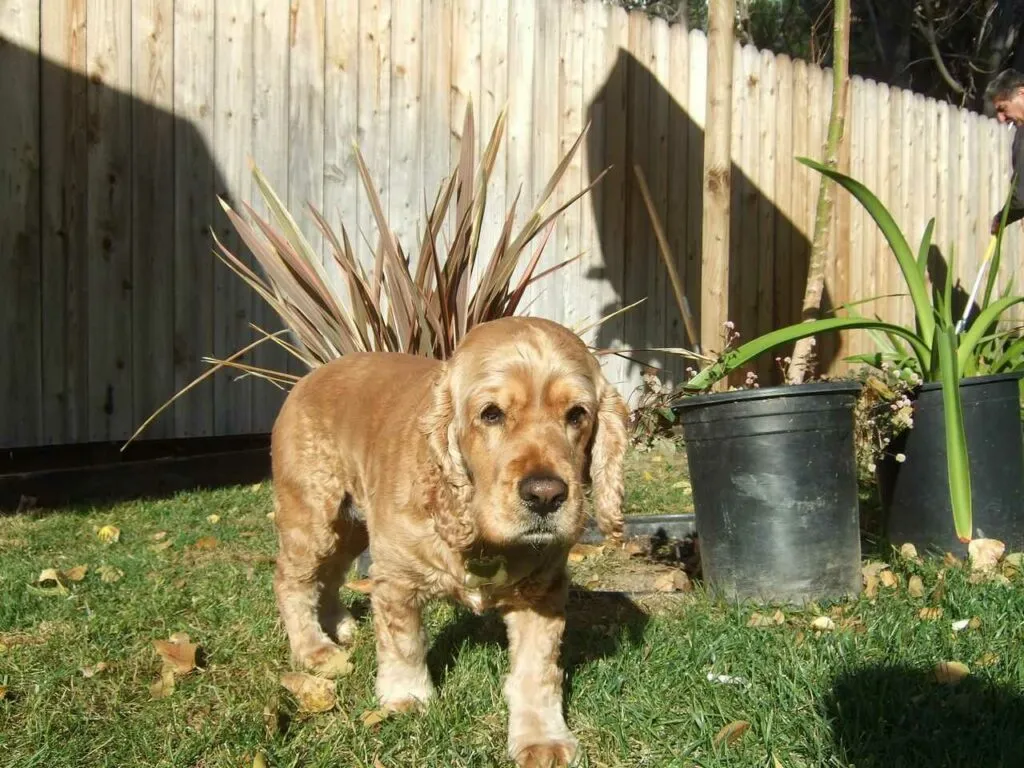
[995,127,1024,230]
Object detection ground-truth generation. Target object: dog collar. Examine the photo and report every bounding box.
[464,554,509,588]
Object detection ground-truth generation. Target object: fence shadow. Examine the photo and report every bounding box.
[0,39,286,461]
[826,664,1024,767]
[584,47,842,388]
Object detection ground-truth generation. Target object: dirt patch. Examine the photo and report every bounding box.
[567,531,700,595]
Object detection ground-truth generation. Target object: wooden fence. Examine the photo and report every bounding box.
[1,0,1021,450]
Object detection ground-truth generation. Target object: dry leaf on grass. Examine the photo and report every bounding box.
[976,652,999,667]
[97,565,123,583]
[97,525,120,544]
[193,536,219,550]
[879,570,899,589]
[252,753,268,768]
[1004,552,1024,569]
[207,514,221,524]
[63,565,88,582]
[919,606,943,621]
[861,562,890,597]
[153,633,199,675]
[150,539,173,553]
[810,616,836,632]
[653,572,676,593]
[152,531,168,541]
[568,543,605,563]
[642,471,654,482]
[748,610,785,628]
[907,575,925,598]
[0,685,8,700]
[951,619,969,632]
[672,570,693,592]
[345,578,374,595]
[80,661,109,678]
[149,667,176,699]
[898,542,921,562]
[933,661,970,685]
[281,672,336,713]
[713,720,750,747]
[373,757,386,768]
[968,538,1005,573]
[943,552,962,568]
[32,568,69,595]
[360,708,391,728]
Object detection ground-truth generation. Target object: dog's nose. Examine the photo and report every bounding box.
[518,475,568,514]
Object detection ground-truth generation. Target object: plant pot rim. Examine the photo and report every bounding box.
[916,370,1024,393]
[671,379,863,411]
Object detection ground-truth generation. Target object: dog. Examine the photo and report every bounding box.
[270,316,630,767]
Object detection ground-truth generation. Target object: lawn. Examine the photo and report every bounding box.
[2,448,1024,768]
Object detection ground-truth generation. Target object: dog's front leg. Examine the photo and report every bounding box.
[371,578,435,712]
[501,594,578,768]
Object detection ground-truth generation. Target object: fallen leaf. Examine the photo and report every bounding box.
[623,539,647,558]
[951,619,970,632]
[907,575,925,598]
[345,578,373,595]
[97,525,120,544]
[968,538,1005,573]
[193,536,218,550]
[281,672,336,713]
[313,648,354,678]
[33,568,68,594]
[568,543,605,562]
[810,616,835,632]
[97,565,123,583]
[642,471,654,482]
[671,479,691,490]
[748,610,785,628]
[713,720,750,747]
[80,661,109,678]
[153,634,198,675]
[943,552,962,568]
[360,708,390,728]
[919,606,943,621]
[250,482,263,492]
[933,661,970,685]
[653,572,676,593]
[373,757,386,768]
[879,570,899,589]
[862,562,890,598]
[673,570,693,592]
[0,685,7,700]
[149,667,176,699]
[206,514,221,524]
[1004,552,1024,568]
[150,539,173,553]
[62,565,88,582]
[899,542,921,562]
[969,616,982,630]
[152,531,168,541]
[252,754,268,768]
[977,652,999,667]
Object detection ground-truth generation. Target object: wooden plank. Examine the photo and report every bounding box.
[0,0,42,448]
[212,0,255,435]
[623,10,652,369]
[755,48,776,381]
[558,0,586,328]
[288,0,326,258]
[356,0,391,267]
[250,0,291,432]
[129,0,175,441]
[861,79,879,344]
[664,19,690,382]
[389,0,424,268]
[788,59,809,351]
[40,0,88,444]
[530,0,561,321]
[449,0,480,269]
[86,0,133,442]
[686,28,706,347]
[479,0,509,263]
[898,88,914,326]
[772,53,793,334]
[885,83,903,326]
[738,45,760,375]
[323,0,360,293]
[505,0,535,240]
[593,4,629,389]
[833,62,853,356]
[420,0,452,247]
[644,16,671,374]
[173,0,216,438]
[961,112,979,283]
[727,41,743,363]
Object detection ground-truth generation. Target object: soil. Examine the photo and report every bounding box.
[567,530,701,596]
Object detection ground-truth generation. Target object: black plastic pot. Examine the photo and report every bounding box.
[673,381,863,605]
[877,371,1024,557]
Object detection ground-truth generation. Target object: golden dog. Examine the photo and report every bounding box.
[270,316,630,766]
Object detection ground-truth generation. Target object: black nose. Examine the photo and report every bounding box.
[518,475,568,514]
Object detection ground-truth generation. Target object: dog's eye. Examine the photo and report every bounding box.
[566,405,588,427]
[480,404,505,425]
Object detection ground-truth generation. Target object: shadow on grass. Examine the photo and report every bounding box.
[826,664,1024,767]
[426,590,649,698]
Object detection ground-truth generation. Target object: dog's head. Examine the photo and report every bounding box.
[421,317,630,551]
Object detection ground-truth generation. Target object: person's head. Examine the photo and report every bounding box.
[985,69,1024,125]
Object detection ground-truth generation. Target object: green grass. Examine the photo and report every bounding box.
[2,481,1024,768]
[621,439,693,517]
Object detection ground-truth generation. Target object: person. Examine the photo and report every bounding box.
[985,69,1024,235]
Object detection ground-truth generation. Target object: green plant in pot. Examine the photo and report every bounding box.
[799,158,1024,557]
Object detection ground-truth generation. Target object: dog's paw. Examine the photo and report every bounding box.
[512,740,579,768]
[334,614,359,646]
[302,643,355,679]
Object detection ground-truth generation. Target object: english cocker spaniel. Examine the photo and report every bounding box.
[270,316,630,767]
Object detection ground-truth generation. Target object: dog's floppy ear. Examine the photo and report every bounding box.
[421,365,476,550]
[588,377,630,540]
